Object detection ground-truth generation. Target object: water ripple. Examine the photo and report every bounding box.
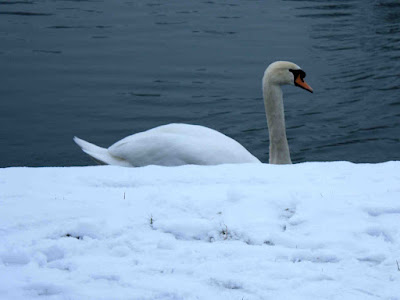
[0,11,52,16]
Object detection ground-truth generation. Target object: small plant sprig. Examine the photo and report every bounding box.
[221,224,229,240]
[149,214,154,229]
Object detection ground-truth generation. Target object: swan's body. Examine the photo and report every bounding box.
[74,124,260,167]
[74,61,312,166]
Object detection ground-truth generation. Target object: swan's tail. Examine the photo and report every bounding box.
[73,136,131,167]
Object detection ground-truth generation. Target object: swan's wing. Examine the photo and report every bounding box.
[139,123,230,139]
[109,134,204,166]
[108,124,260,166]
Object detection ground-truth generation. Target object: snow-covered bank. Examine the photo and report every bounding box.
[1,162,399,300]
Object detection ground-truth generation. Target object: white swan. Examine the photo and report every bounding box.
[74,61,312,166]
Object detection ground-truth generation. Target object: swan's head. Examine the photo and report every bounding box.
[264,61,313,93]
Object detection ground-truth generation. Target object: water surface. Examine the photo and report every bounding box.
[1,0,399,166]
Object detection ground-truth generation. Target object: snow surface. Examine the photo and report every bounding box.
[0,162,399,300]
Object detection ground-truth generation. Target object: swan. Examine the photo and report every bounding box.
[74,61,313,166]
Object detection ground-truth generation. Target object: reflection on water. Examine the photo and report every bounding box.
[0,0,399,166]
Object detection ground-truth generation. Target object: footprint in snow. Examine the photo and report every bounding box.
[366,207,400,217]
[365,227,393,243]
[24,283,63,296]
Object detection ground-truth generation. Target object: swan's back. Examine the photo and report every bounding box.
[108,123,260,166]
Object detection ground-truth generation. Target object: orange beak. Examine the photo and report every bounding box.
[295,75,313,93]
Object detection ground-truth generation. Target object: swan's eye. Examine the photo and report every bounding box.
[289,69,306,82]
[289,69,313,93]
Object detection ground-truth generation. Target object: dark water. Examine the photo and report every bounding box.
[1,0,399,167]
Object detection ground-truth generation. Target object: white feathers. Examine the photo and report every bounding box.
[74,124,260,167]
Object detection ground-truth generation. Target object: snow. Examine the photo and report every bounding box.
[0,162,399,300]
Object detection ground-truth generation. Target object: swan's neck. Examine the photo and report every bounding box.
[263,78,292,164]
